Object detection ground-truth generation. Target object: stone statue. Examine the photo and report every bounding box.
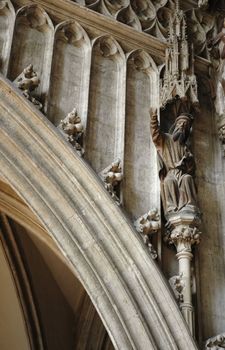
[58,108,84,157]
[150,109,198,217]
[99,159,123,204]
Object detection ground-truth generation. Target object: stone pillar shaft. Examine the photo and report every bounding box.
[176,249,194,334]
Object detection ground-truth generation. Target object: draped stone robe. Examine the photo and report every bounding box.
[150,113,197,216]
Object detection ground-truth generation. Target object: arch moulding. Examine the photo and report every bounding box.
[0,75,198,350]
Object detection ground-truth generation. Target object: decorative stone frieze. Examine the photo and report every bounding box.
[58,108,84,157]
[14,64,42,110]
[205,333,225,349]
[134,208,160,259]
[99,159,123,204]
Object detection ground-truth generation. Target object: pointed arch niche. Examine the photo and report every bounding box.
[123,50,160,219]
[47,21,91,126]
[0,0,15,76]
[85,36,126,173]
[7,5,54,108]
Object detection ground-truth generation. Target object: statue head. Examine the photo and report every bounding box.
[172,113,193,144]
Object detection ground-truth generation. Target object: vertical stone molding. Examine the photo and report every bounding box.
[8,4,54,111]
[165,212,201,334]
[123,50,160,219]
[47,21,91,126]
[0,0,15,76]
[85,36,126,172]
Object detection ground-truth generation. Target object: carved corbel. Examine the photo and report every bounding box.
[14,64,42,110]
[57,108,84,157]
[134,208,160,259]
[205,333,225,349]
[169,273,185,304]
[99,159,123,204]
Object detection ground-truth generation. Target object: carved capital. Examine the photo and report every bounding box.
[205,333,225,349]
[165,211,201,252]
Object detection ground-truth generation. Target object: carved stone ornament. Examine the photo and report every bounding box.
[14,64,42,110]
[160,3,199,108]
[169,273,185,303]
[150,110,200,219]
[205,333,225,349]
[165,212,201,252]
[99,159,123,204]
[134,208,160,259]
[58,108,84,157]
[218,114,225,156]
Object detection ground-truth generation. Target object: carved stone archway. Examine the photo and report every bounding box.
[0,75,198,349]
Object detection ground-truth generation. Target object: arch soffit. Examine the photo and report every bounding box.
[0,75,197,350]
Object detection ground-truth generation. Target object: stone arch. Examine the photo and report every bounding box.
[0,75,198,350]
